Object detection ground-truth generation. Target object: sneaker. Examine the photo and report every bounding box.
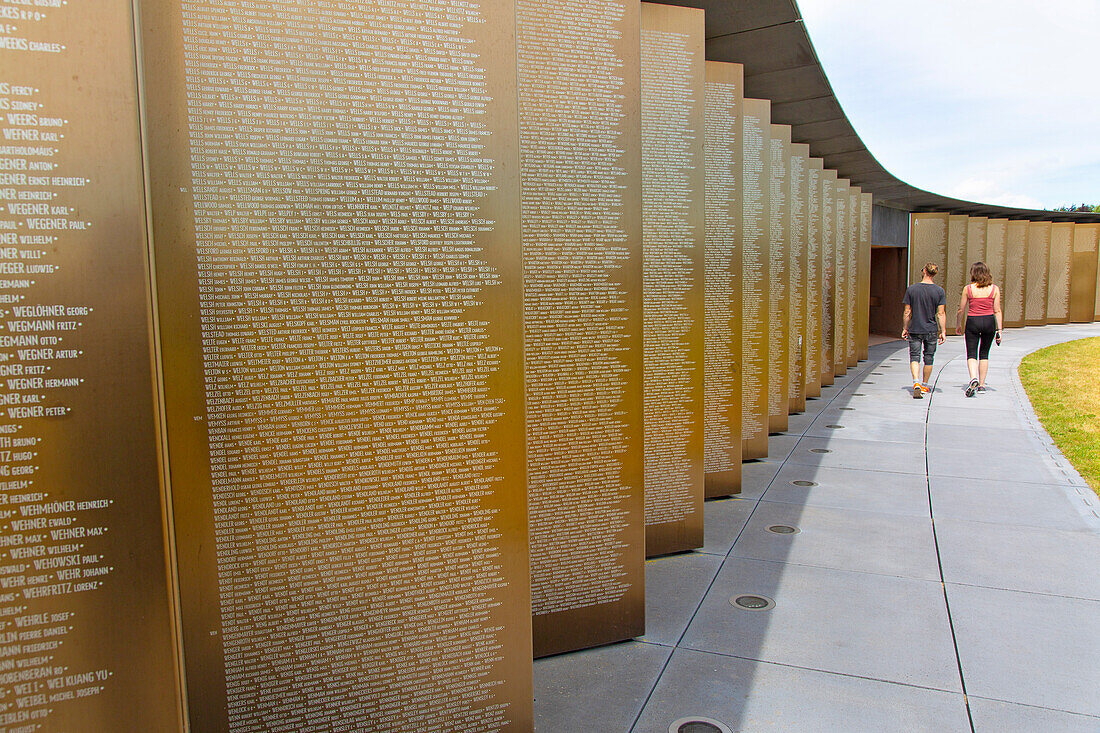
[920,383,931,394]
[976,386,987,393]
[913,382,923,399]
[965,379,978,397]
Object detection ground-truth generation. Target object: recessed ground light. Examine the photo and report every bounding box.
[838,407,854,410]
[792,480,817,487]
[766,524,800,534]
[825,424,844,429]
[810,448,831,453]
[872,372,883,375]
[669,716,735,733]
[863,381,875,384]
[728,595,775,612]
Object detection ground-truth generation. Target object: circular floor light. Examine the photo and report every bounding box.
[766,524,800,534]
[792,480,817,487]
[728,595,775,612]
[669,716,735,733]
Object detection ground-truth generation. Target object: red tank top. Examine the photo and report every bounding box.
[967,284,997,316]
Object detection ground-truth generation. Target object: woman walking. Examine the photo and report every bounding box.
[956,261,1002,397]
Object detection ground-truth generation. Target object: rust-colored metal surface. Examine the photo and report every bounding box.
[857,192,873,361]
[0,2,181,730]
[142,0,534,726]
[1070,223,1099,322]
[642,2,706,554]
[985,219,1009,304]
[788,143,810,413]
[767,124,791,433]
[819,168,837,386]
[702,60,744,498]
[832,178,849,376]
[945,215,969,335]
[1025,221,1052,326]
[804,158,824,397]
[741,98,770,459]
[845,185,860,367]
[1046,222,1073,324]
[518,0,645,658]
[1004,220,1028,328]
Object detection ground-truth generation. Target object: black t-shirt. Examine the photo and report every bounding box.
[903,282,946,334]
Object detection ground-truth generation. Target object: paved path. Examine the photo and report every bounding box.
[534,324,1100,732]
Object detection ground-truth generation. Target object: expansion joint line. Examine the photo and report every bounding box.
[925,356,976,732]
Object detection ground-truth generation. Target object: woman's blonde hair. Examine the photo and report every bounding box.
[970,261,992,287]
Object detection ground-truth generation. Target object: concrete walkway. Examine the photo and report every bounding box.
[534,324,1100,732]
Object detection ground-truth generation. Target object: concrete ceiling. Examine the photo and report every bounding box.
[660,0,1100,223]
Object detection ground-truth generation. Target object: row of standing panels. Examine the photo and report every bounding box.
[0,0,873,727]
[910,214,1100,333]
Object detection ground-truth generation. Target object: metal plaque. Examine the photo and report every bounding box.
[846,185,860,367]
[909,213,949,284]
[819,168,837,386]
[1004,220,1028,328]
[641,3,705,554]
[1025,221,1052,326]
[788,144,810,413]
[832,178,849,376]
[946,215,969,334]
[805,159,825,396]
[142,0,534,727]
[985,219,1009,305]
[767,125,791,433]
[0,2,181,730]
[858,192,873,361]
[741,98,770,459]
[702,61,744,498]
[1070,223,1099,322]
[1046,222,1073,324]
[518,0,645,658]
[967,217,988,273]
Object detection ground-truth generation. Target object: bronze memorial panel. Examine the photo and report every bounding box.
[517,0,645,657]
[702,61,744,498]
[767,124,791,432]
[1046,222,1073,324]
[909,213,949,285]
[142,0,534,727]
[0,2,181,730]
[641,3,705,554]
[1070,223,1099,322]
[845,184,860,367]
[741,98,770,459]
[946,215,969,335]
[1025,221,1052,326]
[858,192,873,361]
[967,217,988,276]
[788,144,810,412]
[819,168,837,386]
[805,159,824,396]
[1004,220,1028,328]
[832,178,848,376]
[985,219,1009,303]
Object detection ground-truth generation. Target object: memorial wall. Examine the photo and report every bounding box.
[640,2,705,555]
[819,168,837,385]
[1047,222,1073,324]
[0,2,180,730]
[0,0,887,725]
[702,60,744,497]
[967,217,988,280]
[945,215,968,334]
[741,98,770,459]
[986,218,1009,304]
[1004,220,1028,328]
[805,159,824,396]
[516,0,645,658]
[788,144,810,412]
[143,0,536,727]
[1025,221,1052,326]
[1071,223,1099,322]
[858,192,873,361]
[767,124,790,432]
[831,178,848,376]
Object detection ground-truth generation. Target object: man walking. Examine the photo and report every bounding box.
[901,262,946,399]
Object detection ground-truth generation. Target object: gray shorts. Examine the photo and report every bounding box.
[908,332,938,364]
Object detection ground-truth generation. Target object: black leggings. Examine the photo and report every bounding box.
[965,315,997,360]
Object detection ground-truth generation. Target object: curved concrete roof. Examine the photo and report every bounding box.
[663,0,1100,223]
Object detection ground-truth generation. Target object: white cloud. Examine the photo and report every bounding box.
[797,0,1100,208]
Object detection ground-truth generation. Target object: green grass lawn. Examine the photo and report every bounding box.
[1019,337,1100,497]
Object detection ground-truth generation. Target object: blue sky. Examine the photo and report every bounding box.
[797,0,1100,210]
